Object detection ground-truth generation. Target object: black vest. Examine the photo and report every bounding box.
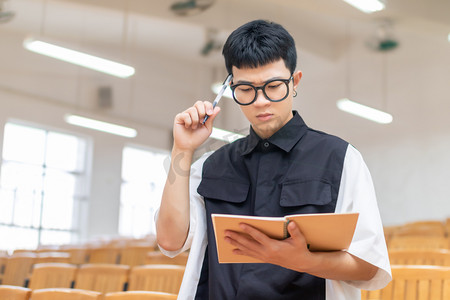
[196,112,348,300]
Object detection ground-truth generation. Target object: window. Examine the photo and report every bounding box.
[119,146,169,238]
[0,122,88,252]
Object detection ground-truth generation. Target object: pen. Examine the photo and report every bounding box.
[202,74,233,124]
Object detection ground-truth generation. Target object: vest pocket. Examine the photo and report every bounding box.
[280,180,332,207]
[197,177,249,203]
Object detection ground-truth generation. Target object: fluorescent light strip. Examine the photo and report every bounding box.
[337,98,393,124]
[342,0,385,14]
[65,114,137,138]
[24,38,135,78]
[210,127,245,143]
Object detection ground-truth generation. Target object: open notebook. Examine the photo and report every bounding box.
[211,212,359,263]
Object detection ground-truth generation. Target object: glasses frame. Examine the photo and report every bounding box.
[230,76,294,106]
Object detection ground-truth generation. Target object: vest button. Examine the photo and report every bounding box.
[264,142,269,147]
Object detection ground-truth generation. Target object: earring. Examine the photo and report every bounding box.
[293,90,298,97]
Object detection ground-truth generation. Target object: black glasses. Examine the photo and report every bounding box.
[230,76,293,106]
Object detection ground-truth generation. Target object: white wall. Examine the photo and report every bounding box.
[0,88,172,242]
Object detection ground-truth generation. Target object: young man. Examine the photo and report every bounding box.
[156,20,391,300]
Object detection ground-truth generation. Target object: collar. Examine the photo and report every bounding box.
[240,111,308,155]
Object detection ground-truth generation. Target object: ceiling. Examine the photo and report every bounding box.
[0,0,449,149]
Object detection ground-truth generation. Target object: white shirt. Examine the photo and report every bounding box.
[158,145,392,300]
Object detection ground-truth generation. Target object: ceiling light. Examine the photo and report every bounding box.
[210,127,245,143]
[342,0,385,14]
[211,82,233,99]
[24,38,135,78]
[65,114,137,138]
[337,98,393,124]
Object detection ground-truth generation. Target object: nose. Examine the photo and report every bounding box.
[252,88,270,106]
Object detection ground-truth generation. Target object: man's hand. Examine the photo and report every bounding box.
[224,221,379,281]
[224,221,315,272]
[173,101,220,153]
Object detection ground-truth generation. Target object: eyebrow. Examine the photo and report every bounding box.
[233,76,288,85]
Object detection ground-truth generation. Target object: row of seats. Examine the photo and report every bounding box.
[361,265,450,300]
[1,262,185,295]
[0,286,177,300]
[7,245,178,266]
[384,218,450,250]
[0,250,188,286]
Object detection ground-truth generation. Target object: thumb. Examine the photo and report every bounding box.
[287,221,305,242]
[204,106,221,130]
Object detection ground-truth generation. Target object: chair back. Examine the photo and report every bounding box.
[60,247,89,265]
[145,251,188,266]
[0,285,31,300]
[88,247,120,264]
[104,291,177,300]
[35,252,71,264]
[31,288,102,300]
[362,265,450,300]
[28,263,77,290]
[119,245,155,267]
[2,252,36,286]
[389,249,450,266]
[389,236,449,250]
[74,264,129,294]
[128,264,185,294]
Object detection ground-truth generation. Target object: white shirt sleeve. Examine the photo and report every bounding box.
[334,144,392,290]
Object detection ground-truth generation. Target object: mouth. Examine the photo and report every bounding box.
[256,113,273,122]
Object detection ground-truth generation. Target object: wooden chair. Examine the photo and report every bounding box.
[74,264,130,294]
[388,236,449,250]
[35,252,71,264]
[28,263,77,290]
[1,252,36,286]
[60,247,89,265]
[393,221,446,237]
[31,288,102,300]
[0,253,8,274]
[145,251,188,266]
[87,247,120,264]
[128,264,185,294]
[104,291,177,300]
[389,249,450,266]
[119,245,155,267]
[361,265,450,300]
[0,285,31,300]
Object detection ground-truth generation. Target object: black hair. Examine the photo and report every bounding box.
[222,19,297,75]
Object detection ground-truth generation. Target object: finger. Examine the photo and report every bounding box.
[287,221,307,245]
[175,112,192,128]
[185,107,200,129]
[225,229,261,250]
[239,223,271,245]
[194,101,207,121]
[224,235,260,258]
[203,106,221,129]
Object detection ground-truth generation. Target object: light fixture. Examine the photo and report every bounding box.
[342,0,385,14]
[23,38,135,78]
[337,98,393,124]
[64,114,137,138]
[210,127,244,143]
[448,33,450,42]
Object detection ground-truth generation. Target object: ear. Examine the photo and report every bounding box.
[292,70,302,90]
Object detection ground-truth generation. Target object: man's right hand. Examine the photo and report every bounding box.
[173,100,221,153]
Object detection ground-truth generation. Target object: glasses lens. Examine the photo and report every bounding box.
[264,80,289,101]
[233,85,256,105]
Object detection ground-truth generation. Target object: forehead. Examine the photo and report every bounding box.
[231,59,290,84]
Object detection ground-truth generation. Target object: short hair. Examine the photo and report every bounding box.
[222,19,297,75]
